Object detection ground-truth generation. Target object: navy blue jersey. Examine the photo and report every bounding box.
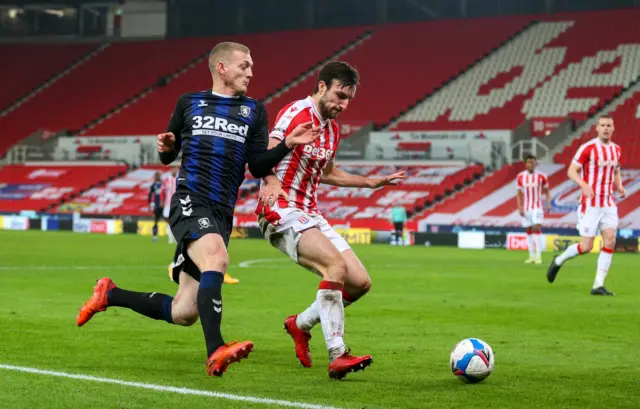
[148,181,162,208]
[162,91,269,209]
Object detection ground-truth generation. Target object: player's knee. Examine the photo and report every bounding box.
[171,300,199,326]
[603,237,616,249]
[580,240,594,253]
[201,246,229,272]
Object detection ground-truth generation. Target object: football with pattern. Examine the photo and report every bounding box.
[450,338,495,383]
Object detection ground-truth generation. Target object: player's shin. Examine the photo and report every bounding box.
[198,271,225,356]
[594,247,613,288]
[107,288,174,323]
[526,228,536,259]
[295,288,360,331]
[555,243,586,265]
[535,231,544,258]
[316,280,346,361]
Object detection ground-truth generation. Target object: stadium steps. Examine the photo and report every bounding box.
[0,41,111,118]
[45,165,130,213]
[262,30,373,106]
[548,77,640,159]
[77,50,211,136]
[384,20,540,131]
[407,165,487,220]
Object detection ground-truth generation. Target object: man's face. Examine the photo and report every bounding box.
[317,80,356,120]
[220,50,253,95]
[525,158,536,172]
[596,118,614,142]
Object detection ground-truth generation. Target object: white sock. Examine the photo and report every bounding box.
[296,301,320,332]
[555,243,583,265]
[167,226,175,244]
[536,233,544,258]
[316,283,345,361]
[527,234,536,258]
[593,248,613,289]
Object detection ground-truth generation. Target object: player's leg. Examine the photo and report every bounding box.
[531,223,543,263]
[76,268,196,327]
[547,208,596,283]
[295,227,372,378]
[591,206,618,295]
[152,208,161,242]
[522,213,536,263]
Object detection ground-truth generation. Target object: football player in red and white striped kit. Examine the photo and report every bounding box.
[547,116,627,295]
[516,155,550,264]
[256,62,405,379]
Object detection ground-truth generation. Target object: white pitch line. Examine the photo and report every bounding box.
[0,364,347,409]
[0,265,167,271]
[237,258,285,268]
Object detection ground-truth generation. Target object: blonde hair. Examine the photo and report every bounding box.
[208,42,250,73]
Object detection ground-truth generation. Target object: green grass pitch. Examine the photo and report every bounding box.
[0,230,638,408]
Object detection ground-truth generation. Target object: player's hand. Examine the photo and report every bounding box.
[157,132,176,152]
[616,185,627,198]
[260,179,288,207]
[285,122,321,148]
[581,185,595,198]
[519,208,525,217]
[366,171,407,189]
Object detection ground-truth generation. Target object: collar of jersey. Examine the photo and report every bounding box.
[210,90,240,99]
[306,96,330,127]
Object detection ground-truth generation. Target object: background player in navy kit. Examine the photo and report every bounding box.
[76,42,320,377]
[148,171,163,242]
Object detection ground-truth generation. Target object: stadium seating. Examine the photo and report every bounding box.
[553,91,640,168]
[416,163,640,229]
[0,37,215,155]
[0,42,98,112]
[0,164,127,213]
[84,27,368,136]
[267,16,533,129]
[394,8,640,131]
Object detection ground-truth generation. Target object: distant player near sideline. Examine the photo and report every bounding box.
[162,167,178,244]
[148,171,163,242]
[547,116,626,295]
[76,42,320,377]
[516,155,550,264]
[256,61,405,379]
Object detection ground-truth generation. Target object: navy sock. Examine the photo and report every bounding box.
[152,224,158,237]
[198,271,225,356]
[107,288,173,324]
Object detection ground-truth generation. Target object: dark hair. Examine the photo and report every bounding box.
[313,61,359,94]
[525,155,537,161]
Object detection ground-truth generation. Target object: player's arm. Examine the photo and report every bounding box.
[322,161,406,188]
[147,185,153,206]
[543,185,551,212]
[613,167,627,197]
[158,96,185,165]
[516,190,524,216]
[246,105,319,178]
[567,162,594,197]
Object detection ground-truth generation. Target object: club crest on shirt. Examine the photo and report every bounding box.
[239,105,251,118]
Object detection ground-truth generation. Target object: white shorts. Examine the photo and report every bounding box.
[577,206,618,237]
[162,206,170,219]
[258,205,350,269]
[521,208,544,228]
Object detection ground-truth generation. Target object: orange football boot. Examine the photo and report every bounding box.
[206,340,254,377]
[76,277,116,327]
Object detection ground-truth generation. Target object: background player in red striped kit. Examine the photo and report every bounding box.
[547,116,627,295]
[516,155,550,264]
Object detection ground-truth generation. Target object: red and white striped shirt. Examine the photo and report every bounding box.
[516,170,548,211]
[266,96,340,214]
[572,138,622,210]
[161,175,177,208]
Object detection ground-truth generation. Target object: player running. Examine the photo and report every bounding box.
[516,155,550,264]
[546,116,626,295]
[76,42,320,377]
[148,171,163,242]
[256,61,405,379]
